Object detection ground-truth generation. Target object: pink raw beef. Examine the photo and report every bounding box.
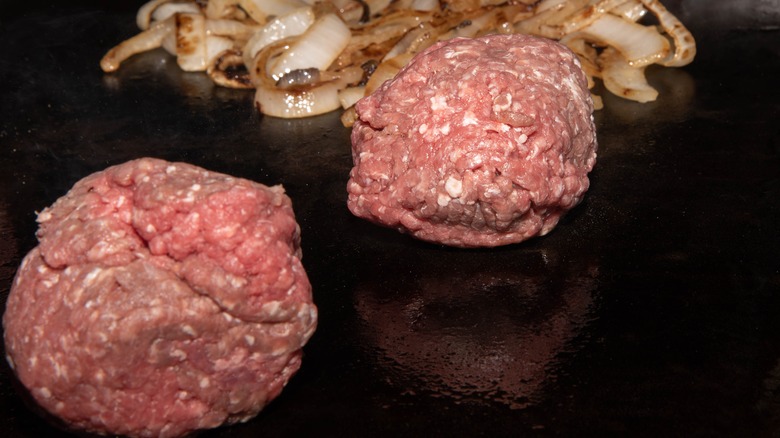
[348,34,598,247]
[3,157,317,437]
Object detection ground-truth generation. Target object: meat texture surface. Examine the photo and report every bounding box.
[3,158,317,437]
[347,34,598,247]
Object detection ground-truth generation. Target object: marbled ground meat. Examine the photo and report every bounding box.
[2,158,317,437]
[347,34,597,247]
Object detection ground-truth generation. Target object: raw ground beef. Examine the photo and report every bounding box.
[347,34,598,247]
[2,158,317,437]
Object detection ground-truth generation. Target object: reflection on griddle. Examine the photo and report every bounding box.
[354,249,599,408]
[101,49,247,104]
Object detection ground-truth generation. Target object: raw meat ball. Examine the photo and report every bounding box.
[3,158,317,437]
[347,34,598,247]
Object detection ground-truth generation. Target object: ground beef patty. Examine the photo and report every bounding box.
[2,158,317,437]
[347,34,597,247]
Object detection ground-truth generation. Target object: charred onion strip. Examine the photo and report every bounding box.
[101,16,175,72]
[102,0,697,121]
[208,49,254,88]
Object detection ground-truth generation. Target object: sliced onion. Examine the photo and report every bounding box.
[536,0,568,13]
[411,0,439,12]
[205,0,239,19]
[441,5,529,40]
[106,0,697,120]
[443,0,479,13]
[239,0,307,23]
[208,49,254,88]
[152,2,202,23]
[515,0,580,38]
[610,0,647,22]
[365,0,394,15]
[338,85,367,109]
[640,0,696,67]
[340,105,358,127]
[364,53,413,95]
[348,10,432,50]
[137,0,178,30]
[329,0,367,24]
[268,13,351,81]
[599,47,658,103]
[175,13,208,71]
[382,22,436,61]
[206,18,260,41]
[541,0,630,37]
[579,13,669,67]
[254,65,363,118]
[101,16,175,72]
[242,6,315,67]
[560,34,601,88]
[206,35,235,65]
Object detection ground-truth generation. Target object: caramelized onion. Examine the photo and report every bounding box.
[599,46,658,102]
[640,0,696,67]
[103,0,697,119]
[137,0,180,30]
[611,0,647,22]
[175,13,209,71]
[242,7,315,67]
[267,13,351,80]
[578,13,670,67]
[251,39,363,117]
[101,16,175,72]
[152,2,202,23]
[208,49,254,88]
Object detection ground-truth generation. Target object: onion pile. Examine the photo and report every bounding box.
[100,0,696,123]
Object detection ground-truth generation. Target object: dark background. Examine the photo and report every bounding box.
[1,1,779,436]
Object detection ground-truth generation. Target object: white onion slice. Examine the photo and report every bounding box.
[411,0,439,12]
[366,0,394,15]
[175,13,208,71]
[242,6,315,67]
[552,0,631,36]
[254,66,363,118]
[640,0,696,67]
[515,0,579,38]
[535,0,567,13]
[382,22,435,61]
[268,14,351,81]
[338,85,367,109]
[206,35,235,66]
[599,47,658,102]
[579,13,669,67]
[347,11,432,55]
[101,16,175,72]
[137,0,176,30]
[152,2,202,24]
[206,18,259,39]
[330,0,367,24]
[610,0,647,22]
[205,0,238,20]
[365,53,413,95]
[239,0,306,23]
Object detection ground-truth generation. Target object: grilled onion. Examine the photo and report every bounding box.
[102,0,698,120]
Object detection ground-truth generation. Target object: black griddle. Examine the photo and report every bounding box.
[1,1,779,436]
